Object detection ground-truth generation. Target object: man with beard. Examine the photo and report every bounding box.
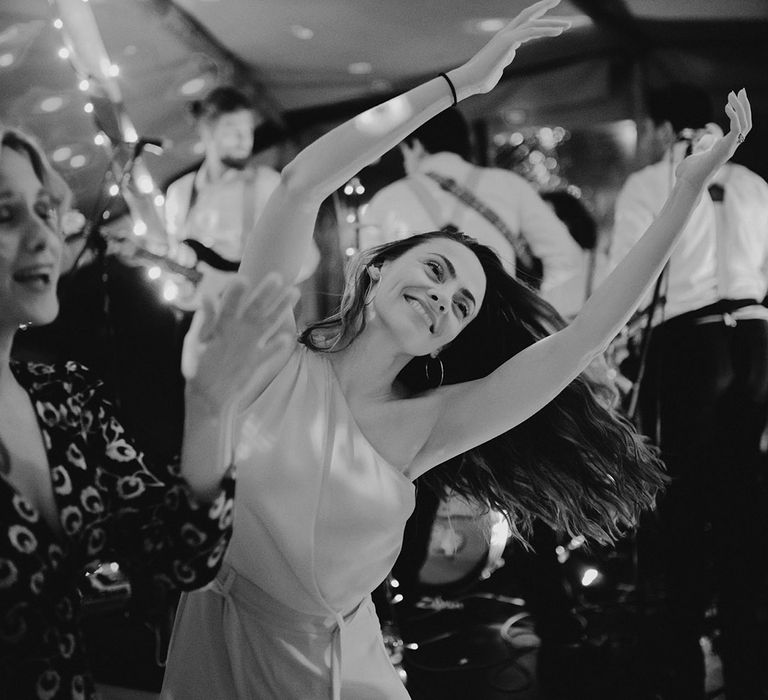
[165,86,317,307]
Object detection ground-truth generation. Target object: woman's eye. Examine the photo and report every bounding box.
[0,205,14,223]
[35,203,57,227]
[456,301,469,318]
[426,260,443,279]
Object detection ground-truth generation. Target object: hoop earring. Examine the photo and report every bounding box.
[425,355,444,388]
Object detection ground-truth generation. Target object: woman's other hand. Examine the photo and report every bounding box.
[184,272,297,413]
[675,88,752,190]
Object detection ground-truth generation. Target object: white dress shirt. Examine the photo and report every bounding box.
[608,156,768,322]
[165,162,281,263]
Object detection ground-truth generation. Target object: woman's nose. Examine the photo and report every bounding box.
[24,219,50,251]
[429,292,447,313]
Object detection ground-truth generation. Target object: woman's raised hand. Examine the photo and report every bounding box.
[675,88,752,190]
[184,273,297,412]
[450,0,570,101]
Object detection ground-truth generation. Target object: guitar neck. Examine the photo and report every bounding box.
[131,248,202,284]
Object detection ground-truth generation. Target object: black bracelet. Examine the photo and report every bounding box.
[439,72,457,106]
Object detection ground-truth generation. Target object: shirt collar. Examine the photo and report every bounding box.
[195,161,252,189]
[413,151,470,175]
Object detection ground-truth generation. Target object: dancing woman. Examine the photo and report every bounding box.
[162,1,752,698]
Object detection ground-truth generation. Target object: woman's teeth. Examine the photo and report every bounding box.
[406,296,433,332]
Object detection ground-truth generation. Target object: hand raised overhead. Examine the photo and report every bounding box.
[450,0,571,101]
[675,88,752,190]
[184,273,297,412]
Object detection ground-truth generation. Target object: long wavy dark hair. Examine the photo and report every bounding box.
[300,231,665,543]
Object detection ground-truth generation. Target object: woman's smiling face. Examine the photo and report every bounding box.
[0,146,63,332]
[371,237,486,357]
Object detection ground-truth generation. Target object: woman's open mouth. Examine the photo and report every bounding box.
[404,294,435,333]
[13,266,54,291]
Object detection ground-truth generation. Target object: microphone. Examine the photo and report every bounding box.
[674,128,698,157]
[675,123,723,154]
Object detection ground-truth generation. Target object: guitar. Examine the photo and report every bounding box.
[104,177,319,310]
[102,226,242,310]
[172,239,244,310]
[114,242,203,286]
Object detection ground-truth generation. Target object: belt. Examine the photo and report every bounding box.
[657,299,768,330]
[692,304,768,326]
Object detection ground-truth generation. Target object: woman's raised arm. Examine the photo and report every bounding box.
[413,89,752,476]
[238,0,570,288]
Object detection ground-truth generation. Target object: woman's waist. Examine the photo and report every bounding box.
[209,561,368,631]
[224,529,396,615]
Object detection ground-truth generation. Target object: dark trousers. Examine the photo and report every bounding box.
[637,301,768,699]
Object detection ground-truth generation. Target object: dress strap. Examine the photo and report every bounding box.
[330,610,345,700]
[327,602,368,700]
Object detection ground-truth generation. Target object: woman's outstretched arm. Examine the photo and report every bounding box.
[239,0,570,288]
[412,89,752,476]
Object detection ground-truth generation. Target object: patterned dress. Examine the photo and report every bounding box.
[0,361,235,700]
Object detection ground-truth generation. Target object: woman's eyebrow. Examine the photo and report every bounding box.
[435,253,455,277]
[435,253,477,308]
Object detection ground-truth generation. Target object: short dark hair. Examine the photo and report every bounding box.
[190,86,255,123]
[406,107,472,160]
[540,190,597,250]
[645,83,713,133]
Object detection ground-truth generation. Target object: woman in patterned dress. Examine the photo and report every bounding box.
[0,126,293,699]
[163,1,753,697]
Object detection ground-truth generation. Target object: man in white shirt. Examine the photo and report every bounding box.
[360,108,581,312]
[608,84,768,700]
[165,86,318,306]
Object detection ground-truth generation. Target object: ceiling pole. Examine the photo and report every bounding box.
[141,0,286,129]
[630,58,647,124]
[570,0,655,128]
[570,0,653,135]
[567,0,650,50]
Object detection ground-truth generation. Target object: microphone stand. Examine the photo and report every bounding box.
[626,131,694,647]
[70,140,159,409]
[625,133,693,430]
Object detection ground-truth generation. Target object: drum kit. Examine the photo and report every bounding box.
[378,492,544,698]
[417,493,511,589]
